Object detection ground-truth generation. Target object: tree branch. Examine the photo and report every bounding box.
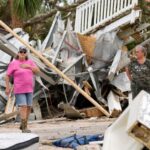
[23,9,57,27]
[55,0,87,12]
[23,0,86,28]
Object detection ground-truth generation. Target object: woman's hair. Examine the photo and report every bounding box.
[15,47,28,60]
[135,45,147,57]
[15,55,28,60]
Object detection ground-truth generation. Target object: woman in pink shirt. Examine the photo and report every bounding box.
[5,47,40,133]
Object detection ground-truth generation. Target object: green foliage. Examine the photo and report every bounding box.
[0,0,11,22]
[126,41,137,50]
[13,0,42,20]
[25,16,55,40]
[0,0,7,7]
[0,0,8,16]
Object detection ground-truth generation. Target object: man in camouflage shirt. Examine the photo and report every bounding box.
[126,45,150,99]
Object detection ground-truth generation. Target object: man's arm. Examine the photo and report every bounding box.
[125,67,131,80]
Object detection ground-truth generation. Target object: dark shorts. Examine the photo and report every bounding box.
[15,93,33,106]
[131,83,150,99]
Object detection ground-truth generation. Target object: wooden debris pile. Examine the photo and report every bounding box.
[0,0,149,124]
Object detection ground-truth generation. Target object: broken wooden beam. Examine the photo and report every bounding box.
[107,91,122,117]
[79,107,104,118]
[32,100,42,120]
[0,111,18,122]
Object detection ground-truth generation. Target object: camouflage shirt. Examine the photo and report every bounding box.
[128,59,150,87]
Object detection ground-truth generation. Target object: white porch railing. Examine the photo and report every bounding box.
[75,0,138,34]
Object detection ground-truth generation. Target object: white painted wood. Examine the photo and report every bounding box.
[107,91,122,116]
[88,2,94,29]
[100,0,104,22]
[128,0,131,6]
[104,0,107,21]
[95,10,140,38]
[5,87,15,114]
[84,6,88,31]
[110,0,113,16]
[128,92,133,105]
[117,0,121,13]
[75,0,139,34]
[32,100,42,120]
[127,91,150,148]
[108,50,122,81]
[107,0,111,18]
[62,54,85,74]
[52,30,67,64]
[94,0,98,25]
[89,141,103,145]
[77,144,102,150]
[120,0,124,13]
[81,9,85,32]
[97,0,101,24]
[75,8,79,32]
[111,72,131,92]
[41,12,60,52]
[113,0,117,15]
[127,91,150,131]
[103,107,143,150]
[87,66,98,91]
[5,96,15,114]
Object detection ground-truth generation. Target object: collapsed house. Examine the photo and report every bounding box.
[0,17,131,121]
[0,0,150,149]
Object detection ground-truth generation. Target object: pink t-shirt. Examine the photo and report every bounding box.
[7,59,37,94]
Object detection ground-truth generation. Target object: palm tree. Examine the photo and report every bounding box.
[13,0,42,20]
[0,0,42,28]
[0,0,11,25]
[0,0,85,38]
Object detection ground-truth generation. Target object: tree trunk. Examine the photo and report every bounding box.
[9,0,23,28]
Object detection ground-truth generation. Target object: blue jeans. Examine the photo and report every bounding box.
[15,93,33,106]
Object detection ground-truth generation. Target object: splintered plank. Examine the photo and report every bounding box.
[127,91,150,149]
[5,96,15,114]
[32,100,42,120]
[107,91,122,117]
[128,122,150,149]
[0,111,18,122]
[80,107,104,118]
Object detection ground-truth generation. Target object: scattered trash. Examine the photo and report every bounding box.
[53,134,103,149]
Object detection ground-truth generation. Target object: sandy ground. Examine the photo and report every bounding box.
[0,117,115,149]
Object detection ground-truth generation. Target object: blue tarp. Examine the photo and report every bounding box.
[53,134,103,149]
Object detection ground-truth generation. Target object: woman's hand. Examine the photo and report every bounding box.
[20,64,31,69]
[5,87,10,96]
[20,64,40,74]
